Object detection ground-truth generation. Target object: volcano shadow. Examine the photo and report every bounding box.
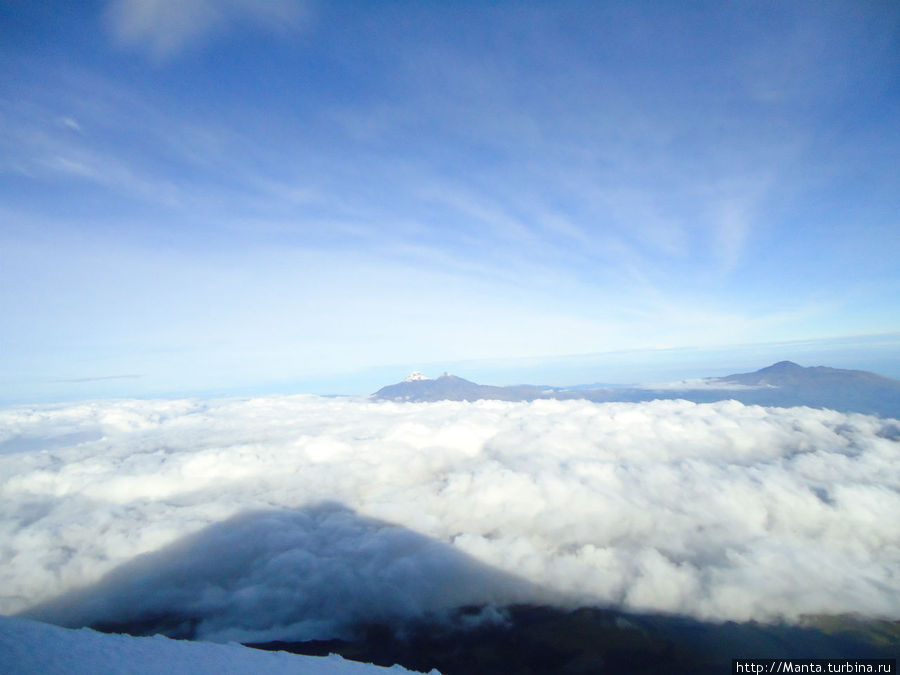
[20,502,546,643]
[20,502,899,674]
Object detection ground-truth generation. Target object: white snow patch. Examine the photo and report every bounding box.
[0,616,437,674]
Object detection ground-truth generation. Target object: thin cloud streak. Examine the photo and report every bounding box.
[51,375,142,384]
[104,0,308,60]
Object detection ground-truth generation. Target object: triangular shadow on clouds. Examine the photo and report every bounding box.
[18,501,899,673]
[19,501,547,643]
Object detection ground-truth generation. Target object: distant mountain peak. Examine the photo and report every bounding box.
[373,372,543,402]
[373,361,899,417]
[763,360,803,371]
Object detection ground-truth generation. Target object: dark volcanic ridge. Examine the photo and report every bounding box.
[246,605,899,675]
[372,362,900,418]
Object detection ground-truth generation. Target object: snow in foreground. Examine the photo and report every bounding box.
[0,616,436,675]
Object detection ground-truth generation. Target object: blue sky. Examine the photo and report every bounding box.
[1,0,899,401]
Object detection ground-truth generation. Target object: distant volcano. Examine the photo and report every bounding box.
[718,360,896,389]
[373,372,552,403]
[372,363,900,418]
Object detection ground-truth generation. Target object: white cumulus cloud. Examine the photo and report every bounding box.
[0,396,898,642]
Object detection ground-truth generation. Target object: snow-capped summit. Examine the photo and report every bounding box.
[403,371,430,382]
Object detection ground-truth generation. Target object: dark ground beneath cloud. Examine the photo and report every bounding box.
[246,605,899,675]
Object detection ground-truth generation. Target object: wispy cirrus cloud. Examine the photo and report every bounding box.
[2,3,898,402]
[104,0,309,60]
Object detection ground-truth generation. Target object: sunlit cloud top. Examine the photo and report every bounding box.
[1,1,899,401]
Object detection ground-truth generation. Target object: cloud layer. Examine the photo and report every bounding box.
[1,396,898,641]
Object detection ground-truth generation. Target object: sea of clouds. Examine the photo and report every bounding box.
[1,396,898,643]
